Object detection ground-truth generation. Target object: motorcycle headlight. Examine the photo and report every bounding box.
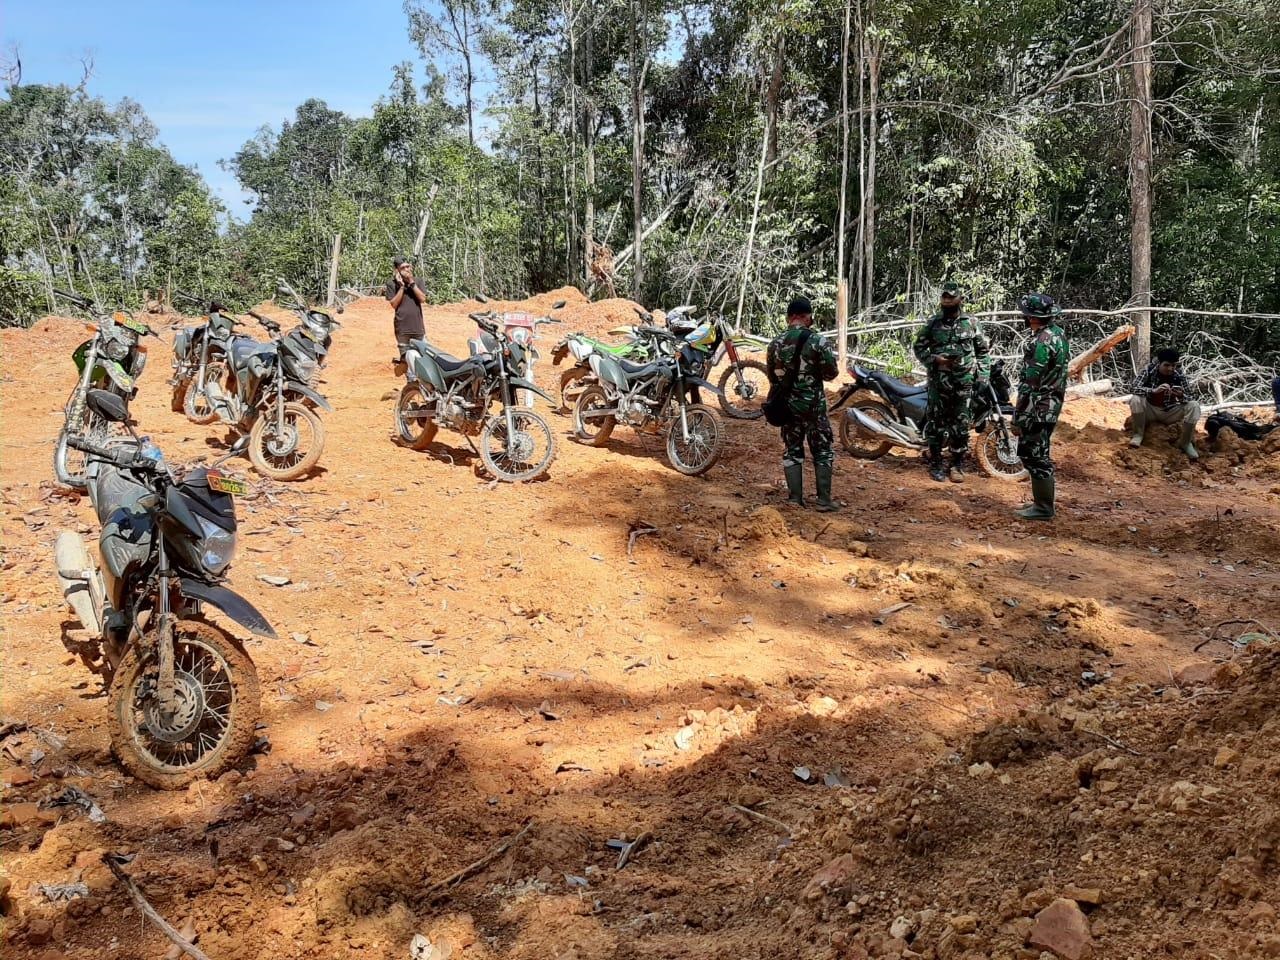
[197,516,236,574]
[291,354,317,382]
[105,337,129,361]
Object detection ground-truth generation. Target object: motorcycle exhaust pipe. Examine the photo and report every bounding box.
[847,408,919,447]
[55,530,103,636]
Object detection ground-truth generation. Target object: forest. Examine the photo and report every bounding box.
[2,0,1278,364]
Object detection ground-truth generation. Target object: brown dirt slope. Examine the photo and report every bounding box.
[1,294,1278,959]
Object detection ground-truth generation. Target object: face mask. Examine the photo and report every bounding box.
[942,304,960,319]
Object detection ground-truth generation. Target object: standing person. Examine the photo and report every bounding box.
[1011,293,1069,521]
[1128,347,1202,459]
[911,281,991,483]
[385,256,427,359]
[766,297,840,511]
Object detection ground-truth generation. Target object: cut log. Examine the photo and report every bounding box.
[1068,324,1135,381]
[1066,379,1113,398]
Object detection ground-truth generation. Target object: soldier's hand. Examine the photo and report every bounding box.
[1010,424,1022,437]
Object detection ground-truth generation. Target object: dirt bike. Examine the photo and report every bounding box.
[393,306,558,482]
[173,283,340,424]
[550,326,659,412]
[54,390,273,788]
[829,360,1027,481]
[204,311,330,481]
[663,307,770,420]
[479,300,565,408]
[53,288,156,491]
[571,325,725,476]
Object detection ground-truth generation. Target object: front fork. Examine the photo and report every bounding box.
[154,536,178,713]
[69,339,100,429]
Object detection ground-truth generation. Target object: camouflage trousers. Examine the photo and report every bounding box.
[781,408,835,469]
[1016,420,1058,481]
[924,379,973,454]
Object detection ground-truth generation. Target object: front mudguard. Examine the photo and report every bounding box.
[685,377,723,399]
[508,377,555,404]
[181,579,277,639]
[284,381,332,412]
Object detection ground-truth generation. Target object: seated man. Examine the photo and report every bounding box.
[1129,347,1201,460]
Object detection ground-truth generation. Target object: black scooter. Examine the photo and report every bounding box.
[54,390,274,789]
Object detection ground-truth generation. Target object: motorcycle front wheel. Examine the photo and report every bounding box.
[975,423,1029,481]
[666,403,724,476]
[838,398,895,459]
[479,408,557,482]
[572,384,616,446]
[182,361,227,425]
[248,401,325,481]
[395,381,439,450]
[716,359,770,420]
[109,618,259,790]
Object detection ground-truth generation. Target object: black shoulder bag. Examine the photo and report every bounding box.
[762,328,813,427]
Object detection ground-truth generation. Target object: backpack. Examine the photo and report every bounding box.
[762,328,813,427]
[1205,412,1277,443]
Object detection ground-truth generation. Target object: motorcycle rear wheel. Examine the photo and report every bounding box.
[109,618,259,790]
[559,364,591,413]
[479,409,557,482]
[395,381,439,450]
[838,398,895,459]
[716,359,770,420]
[248,401,325,481]
[572,384,616,446]
[975,423,1029,481]
[182,361,227,425]
[666,403,724,476]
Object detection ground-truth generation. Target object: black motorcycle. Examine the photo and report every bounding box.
[170,294,242,424]
[829,360,1027,480]
[204,310,331,482]
[53,289,156,490]
[393,306,559,482]
[571,324,726,476]
[54,390,274,789]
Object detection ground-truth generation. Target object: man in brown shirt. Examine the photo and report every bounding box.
[385,256,427,357]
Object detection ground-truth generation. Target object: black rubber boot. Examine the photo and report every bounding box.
[814,462,839,512]
[928,447,947,483]
[784,463,806,507]
[1014,475,1056,520]
[948,450,966,484]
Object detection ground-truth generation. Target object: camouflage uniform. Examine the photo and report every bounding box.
[912,310,991,456]
[1013,321,1070,480]
[767,326,839,469]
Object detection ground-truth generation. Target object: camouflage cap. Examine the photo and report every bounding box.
[1018,292,1061,319]
[940,281,963,303]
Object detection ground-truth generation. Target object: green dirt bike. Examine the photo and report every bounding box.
[550,326,657,412]
[53,289,156,490]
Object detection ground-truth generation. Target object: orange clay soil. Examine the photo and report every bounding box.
[1,290,1278,959]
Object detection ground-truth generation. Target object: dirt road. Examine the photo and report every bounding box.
[2,291,1278,958]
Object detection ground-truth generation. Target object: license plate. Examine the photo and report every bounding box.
[117,314,149,335]
[207,470,249,495]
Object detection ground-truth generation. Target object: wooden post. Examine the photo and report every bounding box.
[326,233,342,307]
[836,280,849,372]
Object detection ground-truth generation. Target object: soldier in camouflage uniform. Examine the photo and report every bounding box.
[1012,292,1070,520]
[767,297,840,511]
[912,281,992,483]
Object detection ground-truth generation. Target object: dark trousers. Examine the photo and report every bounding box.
[1016,421,1058,480]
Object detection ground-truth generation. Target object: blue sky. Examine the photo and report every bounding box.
[1,0,438,215]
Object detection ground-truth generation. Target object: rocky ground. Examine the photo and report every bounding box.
[1,290,1278,959]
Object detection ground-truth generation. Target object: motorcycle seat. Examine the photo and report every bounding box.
[229,338,277,369]
[617,358,664,377]
[868,370,926,399]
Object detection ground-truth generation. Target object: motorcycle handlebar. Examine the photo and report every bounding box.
[67,436,144,469]
[53,288,92,309]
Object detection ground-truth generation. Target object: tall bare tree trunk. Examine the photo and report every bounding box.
[765,31,786,168]
[835,0,852,369]
[583,0,597,287]
[629,0,646,298]
[853,0,867,314]
[1129,0,1153,369]
[862,34,881,311]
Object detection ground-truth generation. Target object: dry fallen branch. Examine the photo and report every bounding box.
[1068,325,1135,380]
[627,523,658,559]
[423,821,533,901]
[728,803,794,837]
[102,854,213,960]
[615,830,651,869]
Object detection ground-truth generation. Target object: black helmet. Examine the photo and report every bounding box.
[1018,293,1060,319]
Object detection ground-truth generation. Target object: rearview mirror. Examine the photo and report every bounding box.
[475,293,489,304]
[336,305,344,314]
[276,286,292,300]
[553,300,567,310]
[85,389,129,424]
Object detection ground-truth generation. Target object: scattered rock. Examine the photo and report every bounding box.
[1060,885,1103,907]
[806,695,839,718]
[968,762,996,779]
[1028,897,1093,959]
[1213,746,1239,768]
[803,854,857,901]
[889,915,916,940]
[950,914,978,934]
[1173,661,1216,686]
